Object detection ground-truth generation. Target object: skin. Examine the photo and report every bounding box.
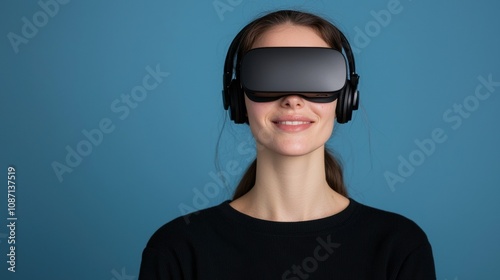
[230,23,350,222]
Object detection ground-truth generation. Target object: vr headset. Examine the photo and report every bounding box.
[240,47,347,103]
[223,27,359,124]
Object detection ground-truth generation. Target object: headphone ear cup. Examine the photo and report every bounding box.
[344,82,354,122]
[352,87,359,111]
[336,82,348,124]
[336,80,358,124]
[222,84,230,111]
[228,80,238,122]
[237,93,248,124]
[228,79,247,124]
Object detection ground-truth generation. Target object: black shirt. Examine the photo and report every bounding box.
[139,199,436,279]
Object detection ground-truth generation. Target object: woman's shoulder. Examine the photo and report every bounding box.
[351,199,431,244]
[144,201,227,249]
[139,202,231,278]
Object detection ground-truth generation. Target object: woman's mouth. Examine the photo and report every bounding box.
[275,121,312,125]
[272,117,314,132]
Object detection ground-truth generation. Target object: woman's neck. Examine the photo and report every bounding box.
[230,147,349,222]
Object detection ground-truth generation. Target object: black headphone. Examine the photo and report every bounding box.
[222,15,360,124]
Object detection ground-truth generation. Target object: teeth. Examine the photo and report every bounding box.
[278,121,310,125]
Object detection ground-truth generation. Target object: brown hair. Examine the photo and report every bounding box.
[232,10,348,199]
[236,10,343,62]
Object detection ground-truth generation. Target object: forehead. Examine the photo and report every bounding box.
[252,24,330,48]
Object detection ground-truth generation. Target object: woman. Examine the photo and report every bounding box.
[139,10,436,279]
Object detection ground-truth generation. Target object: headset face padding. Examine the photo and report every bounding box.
[222,20,360,124]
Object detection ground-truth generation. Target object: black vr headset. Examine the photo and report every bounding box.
[222,21,360,124]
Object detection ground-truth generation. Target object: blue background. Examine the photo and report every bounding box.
[1,0,499,279]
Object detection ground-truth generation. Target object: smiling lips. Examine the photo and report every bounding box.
[272,116,314,132]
